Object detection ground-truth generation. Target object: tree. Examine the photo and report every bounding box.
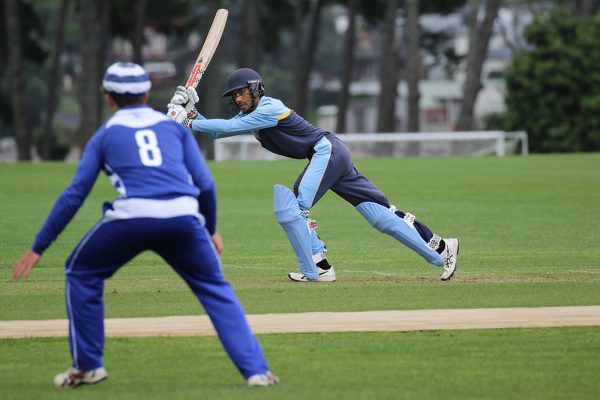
[497,9,600,152]
[77,0,105,147]
[132,0,147,64]
[335,0,358,134]
[455,0,501,131]
[293,0,325,116]
[376,0,399,132]
[238,0,263,69]
[109,0,189,61]
[4,0,30,160]
[3,0,46,160]
[555,0,599,17]
[1,1,48,160]
[96,0,112,126]
[405,0,420,133]
[406,0,464,132]
[39,0,71,160]
[578,0,599,16]
[291,1,307,111]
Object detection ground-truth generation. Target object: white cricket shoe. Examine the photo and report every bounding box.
[247,371,280,386]
[53,366,108,388]
[440,238,459,281]
[288,266,336,282]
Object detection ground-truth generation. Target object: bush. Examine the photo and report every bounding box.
[497,9,600,152]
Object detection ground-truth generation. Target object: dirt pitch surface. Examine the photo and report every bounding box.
[2,306,600,339]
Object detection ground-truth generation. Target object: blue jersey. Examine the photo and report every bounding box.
[190,96,328,159]
[33,105,216,255]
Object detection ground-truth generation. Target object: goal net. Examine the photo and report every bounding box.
[213,131,528,161]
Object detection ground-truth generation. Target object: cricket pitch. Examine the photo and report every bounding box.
[1,306,600,339]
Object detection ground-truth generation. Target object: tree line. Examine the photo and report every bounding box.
[2,0,599,160]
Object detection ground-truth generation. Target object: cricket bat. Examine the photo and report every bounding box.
[185,8,228,89]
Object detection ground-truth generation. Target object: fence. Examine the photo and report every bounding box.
[213,131,529,161]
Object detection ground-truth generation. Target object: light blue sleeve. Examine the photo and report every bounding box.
[190,97,288,139]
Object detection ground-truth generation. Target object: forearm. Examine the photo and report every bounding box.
[189,109,279,139]
[190,118,251,139]
[198,188,217,235]
[32,190,86,254]
[32,142,100,255]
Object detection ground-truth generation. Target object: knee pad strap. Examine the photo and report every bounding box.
[274,185,318,280]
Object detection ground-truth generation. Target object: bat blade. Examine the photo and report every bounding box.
[185,8,228,89]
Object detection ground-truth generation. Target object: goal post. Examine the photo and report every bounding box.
[213,131,529,161]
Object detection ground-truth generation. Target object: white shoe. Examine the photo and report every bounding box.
[440,238,459,281]
[247,371,280,386]
[288,266,336,282]
[53,366,108,388]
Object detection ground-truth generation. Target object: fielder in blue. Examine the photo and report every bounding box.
[12,63,278,389]
[167,68,459,283]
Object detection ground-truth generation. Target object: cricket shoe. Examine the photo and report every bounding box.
[288,266,336,282]
[247,371,280,386]
[440,238,459,281]
[53,366,108,389]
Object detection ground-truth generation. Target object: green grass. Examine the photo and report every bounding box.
[1,328,599,400]
[1,153,600,399]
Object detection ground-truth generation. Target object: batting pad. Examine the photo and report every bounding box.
[356,202,443,266]
[274,185,319,280]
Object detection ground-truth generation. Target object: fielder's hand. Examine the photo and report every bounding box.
[167,103,191,127]
[170,86,199,119]
[13,249,41,280]
[211,232,224,254]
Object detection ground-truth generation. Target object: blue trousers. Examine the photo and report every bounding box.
[64,216,269,379]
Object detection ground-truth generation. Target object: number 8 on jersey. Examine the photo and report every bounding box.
[135,129,163,167]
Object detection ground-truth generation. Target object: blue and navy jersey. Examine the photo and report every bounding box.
[32,105,216,254]
[190,96,329,159]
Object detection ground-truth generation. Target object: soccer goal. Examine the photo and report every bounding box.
[213,131,528,161]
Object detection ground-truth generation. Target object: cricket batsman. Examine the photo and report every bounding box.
[167,68,459,283]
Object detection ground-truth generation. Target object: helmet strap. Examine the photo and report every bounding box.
[227,81,264,113]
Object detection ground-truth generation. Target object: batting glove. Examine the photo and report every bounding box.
[185,104,199,120]
[184,86,199,119]
[167,103,191,127]
[170,86,190,105]
[170,86,199,119]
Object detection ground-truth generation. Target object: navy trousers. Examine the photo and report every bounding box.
[293,134,390,208]
[292,134,438,249]
[64,215,269,379]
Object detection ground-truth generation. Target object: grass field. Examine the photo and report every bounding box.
[1,154,600,399]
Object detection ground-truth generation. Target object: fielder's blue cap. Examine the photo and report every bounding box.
[102,62,151,96]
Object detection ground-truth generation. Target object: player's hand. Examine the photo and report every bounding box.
[185,104,199,120]
[171,86,199,120]
[167,103,191,126]
[13,249,41,281]
[170,86,190,106]
[185,86,199,104]
[211,232,224,254]
[171,86,199,106]
[183,87,199,119]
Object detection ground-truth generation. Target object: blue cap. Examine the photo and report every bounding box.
[102,62,151,96]
[222,68,263,97]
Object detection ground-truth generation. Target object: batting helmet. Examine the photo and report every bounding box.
[222,68,265,98]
